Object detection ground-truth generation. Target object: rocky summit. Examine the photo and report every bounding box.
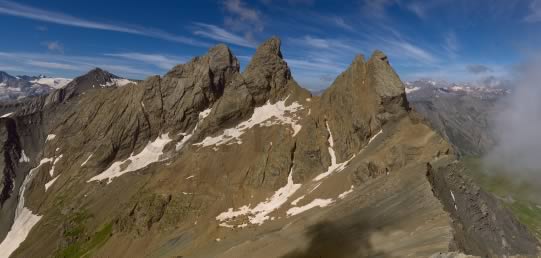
[0,38,538,258]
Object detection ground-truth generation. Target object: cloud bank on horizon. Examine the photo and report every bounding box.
[0,0,541,89]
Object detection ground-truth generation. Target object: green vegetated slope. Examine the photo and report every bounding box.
[463,157,541,239]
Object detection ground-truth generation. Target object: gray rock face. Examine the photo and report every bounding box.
[427,161,540,256]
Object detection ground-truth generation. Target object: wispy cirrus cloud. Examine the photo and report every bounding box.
[42,41,64,53]
[0,51,157,78]
[443,31,459,59]
[525,0,541,22]
[193,23,257,48]
[0,0,209,47]
[105,53,184,70]
[26,60,77,70]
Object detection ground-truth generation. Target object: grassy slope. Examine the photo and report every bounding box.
[463,157,541,240]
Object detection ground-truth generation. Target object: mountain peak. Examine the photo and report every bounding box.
[255,36,282,58]
[242,37,294,104]
[85,67,117,79]
[370,50,389,63]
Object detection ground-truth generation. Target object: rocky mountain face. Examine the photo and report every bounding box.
[0,38,538,258]
[405,80,509,156]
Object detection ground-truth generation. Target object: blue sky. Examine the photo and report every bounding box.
[1,0,541,90]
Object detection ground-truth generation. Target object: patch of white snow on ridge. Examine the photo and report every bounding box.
[80,153,93,167]
[31,77,71,89]
[216,167,301,226]
[19,150,29,163]
[338,185,354,199]
[88,133,172,184]
[1,112,14,118]
[314,122,354,181]
[0,159,44,257]
[101,78,134,87]
[176,108,212,151]
[291,195,305,206]
[49,154,63,176]
[450,190,458,210]
[46,134,56,141]
[44,176,59,191]
[286,198,334,216]
[405,86,421,94]
[195,98,303,147]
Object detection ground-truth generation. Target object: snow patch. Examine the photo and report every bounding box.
[30,77,71,89]
[216,167,301,226]
[405,86,421,94]
[314,122,354,181]
[44,176,59,191]
[0,159,44,257]
[49,154,63,176]
[367,130,383,145]
[286,198,334,216]
[80,153,93,167]
[101,78,134,87]
[338,185,354,199]
[195,98,303,147]
[88,133,172,184]
[19,150,29,163]
[450,190,458,210]
[291,195,305,206]
[176,108,212,151]
[46,134,56,141]
[1,112,14,118]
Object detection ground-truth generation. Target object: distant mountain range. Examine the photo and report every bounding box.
[405,79,510,156]
[0,70,134,101]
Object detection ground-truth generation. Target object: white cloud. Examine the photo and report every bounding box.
[42,41,64,53]
[0,0,208,47]
[443,31,459,59]
[293,36,357,52]
[390,41,438,64]
[224,0,261,25]
[26,60,78,70]
[525,0,541,22]
[361,0,396,18]
[0,51,156,78]
[193,23,257,48]
[105,53,183,70]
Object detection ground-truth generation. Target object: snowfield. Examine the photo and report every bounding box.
[176,108,212,151]
[101,78,134,87]
[19,150,30,163]
[0,159,48,257]
[314,122,354,181]
[88,133,172,184]
[30,77,72,89]
[195,98,303,148]
[286,198,334,216]
[217,167,301,226]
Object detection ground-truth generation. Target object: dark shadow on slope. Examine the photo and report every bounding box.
[281,210,395,258]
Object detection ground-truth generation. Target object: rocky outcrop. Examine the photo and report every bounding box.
[427,161,540,256]
[320,51,408,161]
